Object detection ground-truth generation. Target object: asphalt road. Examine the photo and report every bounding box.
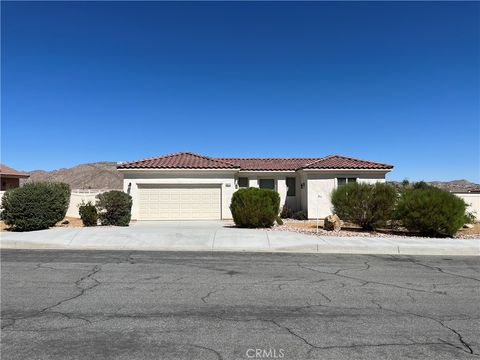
[1,250,479,360]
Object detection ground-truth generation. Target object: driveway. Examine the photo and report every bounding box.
[1,221,479,256]
[2,250,479,360]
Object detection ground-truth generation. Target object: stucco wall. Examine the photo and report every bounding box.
[122,170,237,220]
[238,172,300,211]
[304,170,388,219]
[66,190,109,218]
[454,193,480,221]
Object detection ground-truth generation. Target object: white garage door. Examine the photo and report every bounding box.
[138,184,221,220]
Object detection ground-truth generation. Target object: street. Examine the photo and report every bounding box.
[1,250,479,360]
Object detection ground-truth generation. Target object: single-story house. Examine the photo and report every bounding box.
[117,152,393,221]
[0,164,30,191]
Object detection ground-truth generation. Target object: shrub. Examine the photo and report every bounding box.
[96,191,132,226]
[230,188,280,228]
[280,204,294,219]
[292,210,308,220]
[395,184,467,237]
[79,201,98,226]
[1,182,70,231]
[331,182,396,230]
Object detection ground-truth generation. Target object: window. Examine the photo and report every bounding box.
[286,177,296,196]
[259,179,275,190]
[238,177,249,188]
[337,177,357,187]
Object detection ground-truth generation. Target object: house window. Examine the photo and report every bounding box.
[238,177,249,188]
[286,177,296,196]
[259,179,275,190]
[337,177,357,187]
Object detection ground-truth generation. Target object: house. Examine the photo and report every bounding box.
[0,164,30,191]
[117,152,393,221]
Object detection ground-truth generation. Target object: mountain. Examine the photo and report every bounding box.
[388,179,480,193]
[25,162,123,190]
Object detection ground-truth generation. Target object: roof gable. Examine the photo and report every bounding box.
[303,155,393,170]
[117,152,239,169]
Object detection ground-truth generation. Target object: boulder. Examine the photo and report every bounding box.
[324,214,343,231]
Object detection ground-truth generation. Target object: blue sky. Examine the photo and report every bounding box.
[1,2,479,182]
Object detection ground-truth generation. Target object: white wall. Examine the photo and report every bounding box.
[304,170,389,219]
[121,170,237,220]
[66,190,108,218]
[238,171,300,212]
[454,193,480,222]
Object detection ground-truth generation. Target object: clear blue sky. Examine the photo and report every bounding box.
[2,2,479,182]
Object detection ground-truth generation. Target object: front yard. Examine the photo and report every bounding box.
[273,219,480,239]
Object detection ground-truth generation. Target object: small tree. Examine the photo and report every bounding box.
[331,182,396,230]
[1,182,70,231]
[230,188,280,228]
[395,184,467,237]
[79,201,98,226]
[96,191,132,226]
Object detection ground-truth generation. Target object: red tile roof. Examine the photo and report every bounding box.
[0,164,30,178]
[117,152,239,169]
[302,155,393,170]
[118,153,393,171]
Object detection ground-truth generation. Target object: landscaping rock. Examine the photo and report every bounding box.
[324,214,343,231]
[463,223,474,229]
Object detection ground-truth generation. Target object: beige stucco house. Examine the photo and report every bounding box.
[117,152,393,221]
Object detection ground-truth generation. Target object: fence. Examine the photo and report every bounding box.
[66,189,112,218]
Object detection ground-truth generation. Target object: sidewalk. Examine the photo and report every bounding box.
[1,221,479,256]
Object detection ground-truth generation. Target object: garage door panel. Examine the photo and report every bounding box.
[138,185,221,220]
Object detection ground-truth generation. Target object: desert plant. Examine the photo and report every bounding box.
[292,210,308,220]
[230,188,280,228]
[395,184,468,237]
[280,204,294,219]
[96,190,132,226]
[331,182,396,230]
[78,201,98,226]
[1,182,70,231]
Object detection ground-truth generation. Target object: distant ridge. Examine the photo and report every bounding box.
[25,162,123,190]
[388,179,480,193]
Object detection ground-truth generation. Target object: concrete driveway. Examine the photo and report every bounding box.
[1,221,479,255]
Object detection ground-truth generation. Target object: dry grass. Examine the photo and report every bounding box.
[457,222,480,236]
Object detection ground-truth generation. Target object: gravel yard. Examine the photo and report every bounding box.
[272,219,480,239]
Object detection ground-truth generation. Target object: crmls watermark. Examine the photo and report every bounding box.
[245,348,285,358]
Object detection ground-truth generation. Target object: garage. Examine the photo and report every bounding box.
[137,184,222,220]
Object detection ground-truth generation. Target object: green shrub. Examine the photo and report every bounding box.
[292,210,308,220]
[280,204,294,219]
[395,184,467,237]
[230,188,280,228]
[276,216,284,225]
[96,191,132,226]
[331,182,396,230]
[79,201,98,226]
[1,182,70,231]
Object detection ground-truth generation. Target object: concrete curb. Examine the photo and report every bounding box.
[1,224,478,256]
[1,238,479,256]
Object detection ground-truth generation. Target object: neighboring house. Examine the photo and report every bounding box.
[117,152,393,221]
[0,164,30,191]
